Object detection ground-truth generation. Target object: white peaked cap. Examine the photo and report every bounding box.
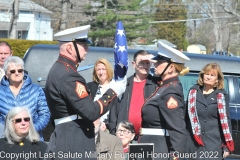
[155,41,190,64]
[54,25,92,44]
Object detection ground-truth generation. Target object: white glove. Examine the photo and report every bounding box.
[110,76,127,97]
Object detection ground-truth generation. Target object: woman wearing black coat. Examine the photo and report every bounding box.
[185,63,234,160]
[87,58,114,131]
[0,106,47,160]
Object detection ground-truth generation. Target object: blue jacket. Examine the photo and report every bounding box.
[0,74,50,141]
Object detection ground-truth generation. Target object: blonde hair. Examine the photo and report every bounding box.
[92,58,113,83]
[173,63,189,76]
[197,63,224,89]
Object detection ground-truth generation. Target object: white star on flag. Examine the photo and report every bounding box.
[117,29,125,37]
[118,46,126,52]
[113,21,128,80]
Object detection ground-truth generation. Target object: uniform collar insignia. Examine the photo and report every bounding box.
[19,142,24,146]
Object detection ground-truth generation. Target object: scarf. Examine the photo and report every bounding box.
[188,89,234,152]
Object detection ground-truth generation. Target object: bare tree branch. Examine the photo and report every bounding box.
[192,0,213,18]
[108,0,116,7]
[219,2,240,19]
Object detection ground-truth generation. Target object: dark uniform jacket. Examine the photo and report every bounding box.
[185,85,232,160]
[45,55,118,160]
[108,74,159,134]
[96,130,124,160]
[0,138,47,160]
[139,76,187,160]
[87,81,99,100]
[86,81,116,124]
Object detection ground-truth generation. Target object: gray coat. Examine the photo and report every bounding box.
[185,85,232,160]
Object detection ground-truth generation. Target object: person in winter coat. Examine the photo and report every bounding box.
[0,56,50,141]
[94,118,124,160]
[0,106,47,160]
[185,62,234,160]
[87,58,114,131]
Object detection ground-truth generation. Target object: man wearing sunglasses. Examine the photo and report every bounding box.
[0,41,13,80]
[45,25,126,160]
[108,50,160,141]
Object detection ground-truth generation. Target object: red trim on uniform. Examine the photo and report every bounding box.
[64,64,69,72]
[57,60,77,72]
[97,100,103,114]
[97,94,117,107]
[144,87,159,103]
[60,54,78,64]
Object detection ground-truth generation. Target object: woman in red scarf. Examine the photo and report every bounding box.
[185,63,234,160]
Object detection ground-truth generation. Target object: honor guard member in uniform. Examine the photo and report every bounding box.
[45,25,126,160]
[139,41,190,160]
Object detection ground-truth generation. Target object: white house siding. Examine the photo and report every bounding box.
[26,12,52,40]
[0,0,53,40]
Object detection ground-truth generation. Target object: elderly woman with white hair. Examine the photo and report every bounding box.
[0,107,47,159]
[0,56,50,141]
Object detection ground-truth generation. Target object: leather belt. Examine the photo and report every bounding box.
[54,115,82,126]
[140,128,169,136]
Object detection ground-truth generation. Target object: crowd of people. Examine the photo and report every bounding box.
[0,24,234,160]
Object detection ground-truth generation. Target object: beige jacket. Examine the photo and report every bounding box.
[96,130,124,160]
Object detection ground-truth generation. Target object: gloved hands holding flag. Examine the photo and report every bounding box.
[110,76,127,98]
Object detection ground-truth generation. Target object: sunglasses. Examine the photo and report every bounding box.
[9,69,24,74]
[12,117,30,123]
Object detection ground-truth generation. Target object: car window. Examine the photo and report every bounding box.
[238,108,240,131]
[229,107,238,131]
[179,73,198,100]
[238,77,240,94]
[179,73,229,101]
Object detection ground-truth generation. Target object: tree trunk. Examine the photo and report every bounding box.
[60,0,69,30]
[9,0,19,39]
[212,21,223,51]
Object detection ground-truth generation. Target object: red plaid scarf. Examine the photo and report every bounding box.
[188,89,234,152]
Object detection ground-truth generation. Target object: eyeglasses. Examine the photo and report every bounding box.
[9,69,24,74]
[116,129,132,135]
[12,117,30,123]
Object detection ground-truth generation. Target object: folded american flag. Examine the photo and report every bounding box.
[114,21,128,81]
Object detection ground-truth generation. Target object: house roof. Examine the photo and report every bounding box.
[189,44,207,50]
[0,0,52,14]
[1,21,30,30]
